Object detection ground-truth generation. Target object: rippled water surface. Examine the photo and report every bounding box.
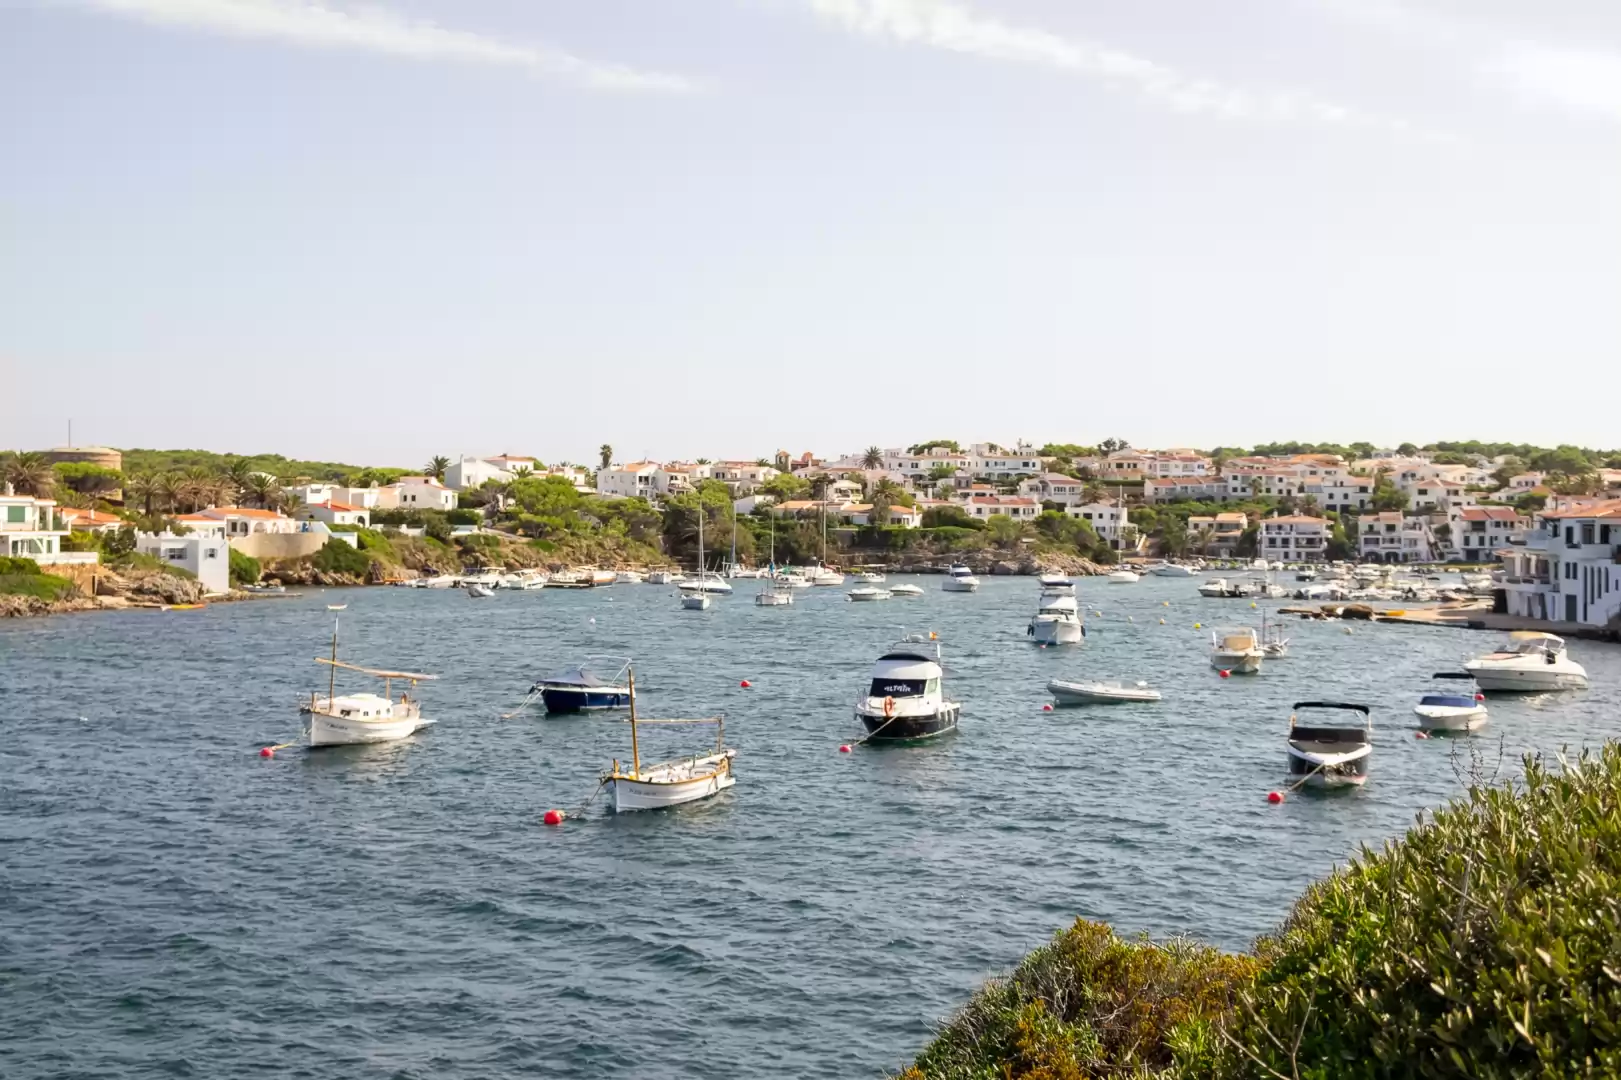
[4,576,1619,1078]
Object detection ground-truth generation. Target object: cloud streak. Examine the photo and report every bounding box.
[73,0,696,92]
[808,0,1427,134]
[1493,44,1621,122]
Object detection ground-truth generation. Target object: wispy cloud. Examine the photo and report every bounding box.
[71,0,696,92]
[807,0,1429,134]
[1492,45,1621,122]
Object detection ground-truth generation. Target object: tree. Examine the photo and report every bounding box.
[861,446,885,470]
[52,462,123,498]
[244,473,281,509]
[599,444,613,471]
[425,455,451,482]
[870,490,893,526]
[984,514,1025,547]
[1396,442,1419,456]
[872,478,914,508]
[922,505,980,529]
[908,439,960,455]
[1098,437,1130,454]
[1159,515,1190,558]
[124,471,160,517]
[1325,522,1354,560]
[760,473,810,502]
[222,457,256,503]
[1371,471,1409,513]
[4,452,54,497]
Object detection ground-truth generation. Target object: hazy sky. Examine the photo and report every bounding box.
[3,0,1617,468]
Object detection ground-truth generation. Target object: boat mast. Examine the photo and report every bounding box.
[628,666,641,777]
[328,620,338,702]
[697,507,705,575]
[730,516,737,571]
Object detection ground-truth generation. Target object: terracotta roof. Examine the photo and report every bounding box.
[968,496,1038,506]
[199,506,289,520]
[1543,499,1621,520]
[1215,513,1248,522]
[1459,507,1522,522]
[312,501,365,513]
[1263,516,1326,525]
[615,462,659,472]
[60,508,122,526]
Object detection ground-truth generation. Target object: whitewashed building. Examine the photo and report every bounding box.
[1066,502,1134,549]
[1259,515,1329,562]
[298,501,371,529]
[1358,512,1437,563]
[965,495,1041,521]
[179,507,298,538]
[1018,473,1087,506]
[1189,513,1248,558]
[1450,506,1526,563]
[392,476,458,511]
[136,533,230,594]
[1499,500,1621,626]
[1,490,95,565]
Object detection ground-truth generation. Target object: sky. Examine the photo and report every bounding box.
[2,0,1618,468]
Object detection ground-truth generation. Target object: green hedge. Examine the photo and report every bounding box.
[0,556,42,576]
[0,572,76,601]
[229,548,261,586]
[311,538,372,577]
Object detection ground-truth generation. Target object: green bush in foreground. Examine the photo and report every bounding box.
[228,548,260,586]
[311,538,372,577]
[0,556,43,576]
[901,745,1621,1079]
[0,572,76,601]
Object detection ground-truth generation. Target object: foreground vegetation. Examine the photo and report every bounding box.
[900,745,1621,1078]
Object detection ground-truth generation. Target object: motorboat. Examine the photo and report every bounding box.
[1260,610,1290,659]
[500,569,548,590]
[853,571,886,583]
[1149,563,1198,578]
[588,569,617,587]
[854,634,961,742]
[242,582,286,593]
[1028,592,1084,645]
[809,567,845,587]
[615,570,646,584]
[1048,679,1160,705]
[600,667,734,812]
[1286,701,1373,787]
[848,587,891,602]
[1038,572,1075,593]
[302,625,437,747]
[1210,627,1264,674]
[1295,568,1318,582]
[889,583,924,596]
[646,570,686,585]
[1413,673,1488,732]
[533,656,632,714]
[467,583,495,598]
[773,570,813,589]
[1463,632,1590,692]
[1198,578,1253,599]
[754,580,795,606]
[1106,568,1141,584]
[460,566,503,589]
[1250,558,1270,570]
[679,589,713,610]
[415,574,456,589]
[942,565,980,593]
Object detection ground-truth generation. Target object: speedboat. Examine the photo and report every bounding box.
[467,583,495,598]
[615,570,646,584]
[1198,578,1252,598]
[1286,701,1373,787]
[942,565,980,593]
[853,571,886,583]
[302,626,437,747]
[889,583,924,596]
[1149,563,1197,578]
[848,587,892,602]
[854,635,961,742]
[1295,568,1318,582]
[533,657,632,713]
[1463,632,1589,692]
[1106,568,1141,584]
[680,572,733,594]
[1048,679,1160,705]
[600,667,734,812]
[1210,627,1264,674]
[1414,673,1488,732]
[1029,592,1083,645]
[416,574,456,589]
[460,566,502,589]
[809,567,845,587]
[773,570,813,589]
[1038,573,1075,594]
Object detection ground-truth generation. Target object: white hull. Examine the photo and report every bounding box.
[942,578,979,592]
[1211,650,1263,673]
[680,593,712,610]
[1032,618,1083,644]
[1413,704,1488,731]
[1048,679,1160,704]
[848,589,891,602]
[754,591,794,606]
[607,751,735,811]
[890,585,923,596]
[467,584,495,598]
[811,575,845,587]
[1286,743,1370,786]
[682,576,734,594]
[615,571,645,584]
[647,572,685,585]
[308,710,431,747]
[1463,664,1588,692]
[1107,571,1140,584]
[1150,564,1197,577]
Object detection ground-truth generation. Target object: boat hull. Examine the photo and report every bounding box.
[855,703,961,742]
[607,755,735,812]
[308,712,431,747]
[680,593,712,610]
[1048,681,1160,705]
[540,687,629,713]
[941,580,979,593]
[1031,618,1083,645]
[1413,704,1488,731]
[1211,651,1263,673]
[1286,744,1370,786]
[1462,664,1589,693]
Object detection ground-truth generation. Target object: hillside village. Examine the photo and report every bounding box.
[3,440,1620,629]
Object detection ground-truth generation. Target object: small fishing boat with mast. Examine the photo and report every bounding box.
[600,667,736,812]
[756,514,795,606]
[302,623,438,747]
[678,508,731,609]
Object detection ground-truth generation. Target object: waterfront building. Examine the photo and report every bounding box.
[1358,512,1438,563]
[1018,473,1087,507]
[1499,500,1621,626]
[135,533,229,594]
[965,495,1041,521]
[1066,502,1131,548]
[1188,513,1248,557]
[57,507,125,536]
[1449,506,1526,562]
[1,489,95,566]
[843,504,922,528]
[708,461,780,494]
[443,454,538,492]
[1142,477,1227,503]
[1259,515,1328,562]
[185,506,299,538]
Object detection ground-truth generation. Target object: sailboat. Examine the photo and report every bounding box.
[1260,607,1290,658]
[302,622,439,747]
[600,667,736,811]
[679,508,731,608]
[1106,485,1140,582]
[809,499,844,585]
[756,515,794,606]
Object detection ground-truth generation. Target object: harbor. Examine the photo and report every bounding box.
[4,574,1616,1078]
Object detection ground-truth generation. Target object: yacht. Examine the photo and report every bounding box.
[500,569,548,590]
[1198,577,1252,598]
[942,565,980,593]
[679,512,733,596]
[809,567,845,587]
[615,570,646,584]
[533,657,632,713]
[1106,567,1141,584]
[754,580,795,606]
[1413,673,1488,732]
[1028,592,1084,645]
[1463,632,1590,692]
[679,589,713,610]
[773,569,813,589]
[302,625,438,747]
[1048,679,1160,705]
[1286,702,1373,787]
[600,667,734,812]
[854,635,961,742]
[1210,626,1265,674]
[460,566,503,589]
[889,583,924,596]
[852,571,886,584]
[1037,572,1075,593]
[1149,563,1198,578]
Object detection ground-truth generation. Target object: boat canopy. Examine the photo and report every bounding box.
[1510,631,1563,642]
[1419,694,1476,707]
[544,656,631,688]
[872,655,942,682]
[1291,701,1372,715]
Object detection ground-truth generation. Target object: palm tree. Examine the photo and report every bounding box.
[245,473,281,509]
[154,472,182,514]
[4,451,54,497]
[222,458,256,504]
[599,444,613,471]
[870,490,893,526]
[426,455,451,482]
[511,466,533,480]
[124,471,160,517]
[861,446,884,470]
[182,466,225,511]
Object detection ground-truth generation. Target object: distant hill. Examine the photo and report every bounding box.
[118,448,402,482]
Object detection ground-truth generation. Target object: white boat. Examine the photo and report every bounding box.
[773,570,813,589]
[532,656,631,713]
[615,570,646,584]
[853,634,961,742]
[679,590,713,610]
[1295,568,1318,581]
[1106,568,1141,584]
[588,569,617,587]
[1250,558,1270,570]
[1149,563,1198,578]
[600,668,735,812]
[1210,626,1264,674]
[853,571,887,583]
[1260,610,1290,659]
[889,583,924,596]
[1037,573,1075,594]
[415,574,456,589]
[1029,592,1084,645]
[460,566,502,589]
[848,587,891,602]
[302,625,437,747]
[647,570,686,585]
[1048,679,1160,705]
[1413,673,1488,732]
[1198,578,1250,598]
[810,567,846,587]
[1287,701,1373,786]
[680,512,733,596]
[942,565,980,593]
[754,517,795,605]
[467,583,495,598]
[1463,632,1590,692]
[500,569,548,590]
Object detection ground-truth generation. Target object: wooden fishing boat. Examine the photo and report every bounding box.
[301,624,438,747]
[600,668,735,812]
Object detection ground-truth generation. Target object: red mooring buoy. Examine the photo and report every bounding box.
[543,809,565,826]
[259,747,274,758]
[740,680,752,689]
[839,744,852,753]
[1219,669,1231,679]
[1416,731,1431,740]
[1041,704,1053,712]
[1267,791,1284,804]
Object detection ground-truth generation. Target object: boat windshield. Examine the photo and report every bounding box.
[870,678,938,697]
[1419,694,1475,707]
[1504,637,1558,656]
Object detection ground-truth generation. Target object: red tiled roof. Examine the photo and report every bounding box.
[1459,507,1522,522]
[313,501,365,513]
[199,506,289,520]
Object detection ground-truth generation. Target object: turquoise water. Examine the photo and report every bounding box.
[3,576,1618,1078]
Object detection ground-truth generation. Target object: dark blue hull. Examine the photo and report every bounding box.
[539,687,629,713]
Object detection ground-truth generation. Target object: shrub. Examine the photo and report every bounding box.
[0,573,76,602]
[110,551,195,579]
[311,538,371,577]
[447,508,481,525]
[0,556,42,576]
[229,548,261,586]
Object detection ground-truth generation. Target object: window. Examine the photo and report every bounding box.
[164,548,186,561]
[6,506,25,524]
[205,548,219,559]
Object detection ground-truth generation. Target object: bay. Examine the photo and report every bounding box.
[3,575,1618,1078]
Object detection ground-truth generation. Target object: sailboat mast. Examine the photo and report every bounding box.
[328,620,338,701]
[628,667,641,777]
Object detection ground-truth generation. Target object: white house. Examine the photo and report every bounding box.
[183,506,300,538]
[596,462,663,500]
[444,454,538,491]
[964,495,1041,521]
[299,501,371,529]
[1499,500,1621,626]
[1019,473,1087,507]
[1066,502,1134,548]
[136,533,230,594]
[1189,513,1248,557]
[1449,506,1526,563]
[1142,477,1227,504]
[709,461,780,494]
[393,476,458,511]
[967,443,1044,479]
[1259,515,1329,562]
[1,489,95,565]
[843,503,923,528]
[292,483,383,510]
[58,507,126,535]
[1358,512,1437,563]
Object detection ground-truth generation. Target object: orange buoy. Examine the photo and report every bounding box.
[839,744,852,753]
[1267,791,1284,804]
[543,809,565,825]
[259,747,274,758]
[1219,669,1231,679]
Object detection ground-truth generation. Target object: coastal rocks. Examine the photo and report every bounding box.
[261,563,366,588]
[98,569,208,605]
[0,594,96,619]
